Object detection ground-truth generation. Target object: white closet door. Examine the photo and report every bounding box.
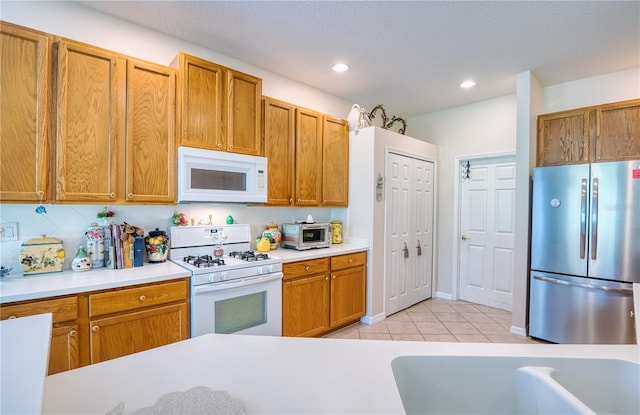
[385,152,434,316]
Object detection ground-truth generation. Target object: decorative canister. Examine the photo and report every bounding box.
[145,228,169,263]
[19,235,65,275]
[331,220,343,244]
[85,224,105,269]
[262,222,282,250]
[71,246,91,272]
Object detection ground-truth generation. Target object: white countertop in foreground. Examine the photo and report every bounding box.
[43,334,639,414]
[0,262,190,303]
[1,313,51,415]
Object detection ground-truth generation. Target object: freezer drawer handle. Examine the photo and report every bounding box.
[533,275,632,294]
[591,178,599,260]
[580,178,587,259]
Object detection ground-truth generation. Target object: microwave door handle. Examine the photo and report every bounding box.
[591,178,598,260]
[580,178,587,259]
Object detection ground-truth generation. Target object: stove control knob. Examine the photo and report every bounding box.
[208,274,217,283]
[257,266,264,275]
[266,265,274,273]
[220,272,228,281]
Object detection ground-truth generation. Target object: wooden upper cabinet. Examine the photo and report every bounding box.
[227,69,262,155]
[295,107,323,206]
[537,99,640,166]
[263,97,295,205]
[55,40,121,202]
[322,116,349,206]
[173,53,225,151]
[595,99,640,162]
[125,59,176,203]
[0,23,50,202]
[537,108,591,166]
[172,52,262,155]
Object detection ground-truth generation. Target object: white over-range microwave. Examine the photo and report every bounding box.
[178,147,268,203]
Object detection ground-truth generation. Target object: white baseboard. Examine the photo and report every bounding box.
[510,326,527,337]
[434,291,453,301]
[360,312,386,325]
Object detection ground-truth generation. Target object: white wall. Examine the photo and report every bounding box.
[0,1,352,273]
[407,95,517,296]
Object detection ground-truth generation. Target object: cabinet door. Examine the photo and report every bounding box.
[295,108,323,205]
[330,266,366,328]
[263,97,295,205]
[90,303,188,364]
[0,24,50,202]
[125,59,176,203]
[227,69,262,155]
[322,116,349,206]
[49,324,80,375]
[282,274,330,337]
[537,109,590,166]
[175,53,225,151]
[595,99,640,161]
[55,40,121,202]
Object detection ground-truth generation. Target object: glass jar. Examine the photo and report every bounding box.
[331,220,343,244]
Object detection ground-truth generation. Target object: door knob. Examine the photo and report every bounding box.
[461,235,470,241]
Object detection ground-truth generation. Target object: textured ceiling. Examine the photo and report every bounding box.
[76,1,640,118]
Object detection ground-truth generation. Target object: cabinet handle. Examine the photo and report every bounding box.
[289,198,293,203]
[217,143,223,148]
[326,277,329,281]
[109,192,116,199]
[332,274,336,279]
[69,330,77,337]
[228,145,233,150]
[305,266,310,271]
[36,190,44,197]
[92,325,99,332]
[139,295,146,302]
[127,193,134,199]
[348,258,353,263]
[8,315,17,320]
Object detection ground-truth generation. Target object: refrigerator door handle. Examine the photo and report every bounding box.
[580,178,587,259]
[591,178,599,260]
[533,275,632,294]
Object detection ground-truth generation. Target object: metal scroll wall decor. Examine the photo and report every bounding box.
[462,160,471,181]
[367,104,407,135]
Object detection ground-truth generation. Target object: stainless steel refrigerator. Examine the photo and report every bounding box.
[529,160,640,344]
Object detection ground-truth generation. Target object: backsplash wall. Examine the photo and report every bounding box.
[0,204,347,275]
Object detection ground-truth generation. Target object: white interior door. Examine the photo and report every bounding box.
[459,156,516,310]
[385,152,434,315]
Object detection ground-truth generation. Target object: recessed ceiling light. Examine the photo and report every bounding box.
[460,80,476,88]
[332,63,350,73]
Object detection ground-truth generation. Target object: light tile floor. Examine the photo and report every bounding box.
[323,297,545,343]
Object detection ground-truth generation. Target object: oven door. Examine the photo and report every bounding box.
[191,272,282,337]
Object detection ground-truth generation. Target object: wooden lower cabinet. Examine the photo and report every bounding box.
[282,252,366,337]
[89,303,188,364]
[283,274,330,337]
[0,277,189,374]
[49,324,80,374]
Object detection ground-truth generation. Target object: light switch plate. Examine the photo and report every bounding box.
[0,222,18,241]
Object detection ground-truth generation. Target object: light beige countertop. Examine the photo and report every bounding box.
[0,262,190,304]
[269,241,369,263]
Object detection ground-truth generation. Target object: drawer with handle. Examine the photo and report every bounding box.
[1,296,78,324]
[330,252,367,271]
[283,258,330,280]
[89,279,188,317]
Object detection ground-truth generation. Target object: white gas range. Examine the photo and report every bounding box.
[169,224,282,337]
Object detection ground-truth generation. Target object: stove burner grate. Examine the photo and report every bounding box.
[228,251,270,261]
[183,255,226,268]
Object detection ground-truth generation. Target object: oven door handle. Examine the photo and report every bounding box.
[192,272,283,293]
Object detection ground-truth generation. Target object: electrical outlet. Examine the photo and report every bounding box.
[0,222,18,242]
